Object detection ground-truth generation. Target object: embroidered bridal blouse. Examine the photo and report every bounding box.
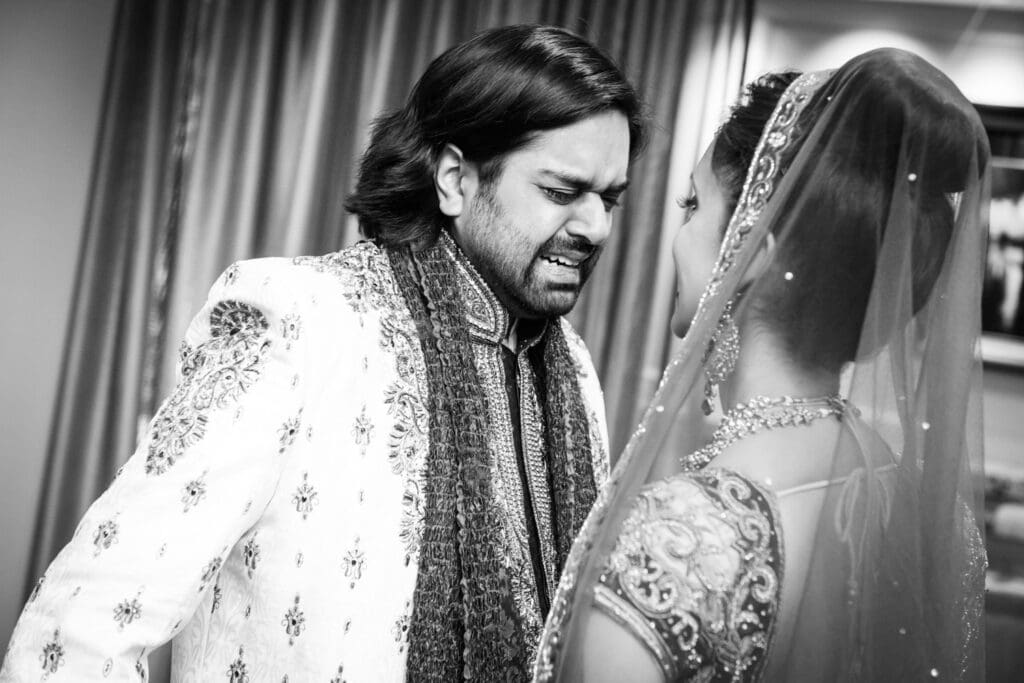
[1,238,609,682]
[593,469,782,681]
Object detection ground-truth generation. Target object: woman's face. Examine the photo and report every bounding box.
[671,144,733,337]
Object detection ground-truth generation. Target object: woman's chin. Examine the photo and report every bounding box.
[670,311,689,338]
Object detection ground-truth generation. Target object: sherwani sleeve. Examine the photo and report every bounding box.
[1,260,312,682]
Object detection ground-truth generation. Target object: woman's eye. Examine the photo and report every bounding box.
[542,187,577,204]
[677,194,698,220]
[676,194,697,211]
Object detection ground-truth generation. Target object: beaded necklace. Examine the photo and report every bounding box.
[681,395,847,471]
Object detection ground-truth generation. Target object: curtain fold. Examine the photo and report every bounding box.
[26,0,201,591]
[27,0,751,592]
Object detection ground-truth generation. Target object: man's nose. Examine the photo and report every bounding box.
[565,193,612,246]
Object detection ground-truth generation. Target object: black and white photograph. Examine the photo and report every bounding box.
[2,1,1023,681]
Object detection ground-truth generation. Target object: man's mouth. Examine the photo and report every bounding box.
[540,254,586,269]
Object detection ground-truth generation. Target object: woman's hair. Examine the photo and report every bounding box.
[712,52,982,375]
[711,71,801,215]
[345,24,646,248]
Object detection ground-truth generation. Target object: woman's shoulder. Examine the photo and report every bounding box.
[594,468,782,681]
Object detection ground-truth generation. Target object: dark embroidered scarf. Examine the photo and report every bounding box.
[389,239,598,682]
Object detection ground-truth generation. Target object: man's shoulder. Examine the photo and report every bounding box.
[207,242,405,345]
[289,240,389,278]
[225,241,396,308]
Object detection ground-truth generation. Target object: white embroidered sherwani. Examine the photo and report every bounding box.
[1,238,609,682]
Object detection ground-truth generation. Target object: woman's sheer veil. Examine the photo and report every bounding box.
[535,48,989,681]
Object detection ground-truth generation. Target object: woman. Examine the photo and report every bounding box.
[535,49,989,681]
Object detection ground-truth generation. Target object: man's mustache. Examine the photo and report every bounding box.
[538,235,600,263]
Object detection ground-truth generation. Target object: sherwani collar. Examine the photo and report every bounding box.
[436,230,547,350]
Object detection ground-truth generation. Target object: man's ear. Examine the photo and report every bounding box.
[435,143,476,218]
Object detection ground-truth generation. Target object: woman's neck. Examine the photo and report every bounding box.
[719,326,839,411]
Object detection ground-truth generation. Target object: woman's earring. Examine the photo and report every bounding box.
[702,300,740,415]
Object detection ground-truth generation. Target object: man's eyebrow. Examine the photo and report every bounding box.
[539,169,629,194]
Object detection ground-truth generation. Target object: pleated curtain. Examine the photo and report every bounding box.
[28,0,753,600]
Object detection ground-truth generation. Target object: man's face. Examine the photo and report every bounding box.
[450,110,631,319]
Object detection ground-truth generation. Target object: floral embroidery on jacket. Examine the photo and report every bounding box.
[393,601,412,652]
[200,557,222,589]
[283,595,305,645]
[296,245,429,564]
[278,412,302,453]
[227,646,249,682]
[223,263,240,286]
[242,536,260,578]
[376,291,428,564]
[181,472,207,511]
[280,313,301,349]
[113,597,142,629]
[343,539,365,588]
[146,300,271,475]
[93,519,119,555]
[211,584,222,614]
[293,247,388,319]
[39,629,64,674]
[398,481,424,561]
[292,472,318,519]
[352,406,374,454]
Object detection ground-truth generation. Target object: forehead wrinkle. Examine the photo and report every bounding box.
[538,168,629,193]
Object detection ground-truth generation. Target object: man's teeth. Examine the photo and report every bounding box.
[542,255,580,268]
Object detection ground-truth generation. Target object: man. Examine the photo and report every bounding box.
[2,24,644,682]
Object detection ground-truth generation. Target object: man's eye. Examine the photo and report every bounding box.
[601,195,621,211]
[542,187,577,204]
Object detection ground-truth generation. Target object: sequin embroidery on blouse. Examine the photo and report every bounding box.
[956,501,988,679]
[145,300,271,475]
[594,469,782,681]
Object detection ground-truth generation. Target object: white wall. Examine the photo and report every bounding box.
[748,0,1024,470]
[0,0,117,646]
[2,0,1023,658]
[748,0,1024,107]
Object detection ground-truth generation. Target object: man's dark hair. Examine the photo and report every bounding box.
[345,24,646,248]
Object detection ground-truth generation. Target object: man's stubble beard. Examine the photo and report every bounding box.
[463,189,601,319]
